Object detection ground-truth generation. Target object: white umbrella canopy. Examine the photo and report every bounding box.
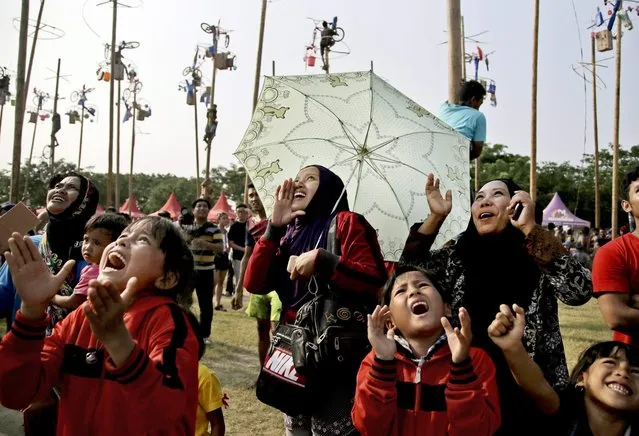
[234,71,470,261]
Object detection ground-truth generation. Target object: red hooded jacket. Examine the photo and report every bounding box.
[352,336,501,436]
[0,295,199,436]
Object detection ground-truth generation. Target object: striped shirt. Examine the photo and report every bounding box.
[186,222,223,270]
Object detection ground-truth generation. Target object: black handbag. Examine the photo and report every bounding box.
[256,215,376,414]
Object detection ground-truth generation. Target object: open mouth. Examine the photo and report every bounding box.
[607,382,633,396]
[479,212,494,220]
[104,251,126,272]
[293,191,306,199]
[50,194,65,203]
[410,301,429,316]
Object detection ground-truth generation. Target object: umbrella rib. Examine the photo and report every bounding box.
[367,130,462,154]
[362,158,411,229]
[238,137,355,154]
[366,154,430,178]
[362,71,374,148]
[351,159,365,209]
[269,76,362,152]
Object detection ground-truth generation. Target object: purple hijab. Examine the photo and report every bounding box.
[278,165,349,309]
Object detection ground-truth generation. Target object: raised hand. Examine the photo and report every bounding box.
[367,305,396,361]
[425,173,452,218]
[270,179,306,227]
[508,191,536,236]
[488,304,526,352]
[5,232,75,319]
[83,278,137,345]
[441,307,472,364]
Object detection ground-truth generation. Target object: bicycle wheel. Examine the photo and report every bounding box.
[225,34,230,48]
[70,91,80,103]
[124,41,140,50]
[333,27,345,42]
[201,22,214,34]
[183,67,193,77]
[122,89,132,101]
[193,68,203,79]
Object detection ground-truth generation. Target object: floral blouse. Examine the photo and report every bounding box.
[401,224,593,389]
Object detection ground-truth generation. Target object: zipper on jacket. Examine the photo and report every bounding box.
[414,357,426,413]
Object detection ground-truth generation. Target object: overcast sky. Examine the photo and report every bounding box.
[0,0,637,178]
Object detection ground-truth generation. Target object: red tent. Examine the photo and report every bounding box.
[152,192,182,220]
[208,191,236,222]
[120,194,146,219]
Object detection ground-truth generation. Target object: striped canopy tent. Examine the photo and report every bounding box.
[151,192,182,220]
[542,193,591,228]
[208,191,236,222]
[120,194,146,219]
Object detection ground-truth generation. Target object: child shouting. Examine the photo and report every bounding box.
[0,217,199,435]
[52,213,129,311]
[352,265,500,436]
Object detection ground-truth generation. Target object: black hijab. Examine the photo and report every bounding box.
[457,178,545,435]
[278,165,349,309]
[45,172,99,263]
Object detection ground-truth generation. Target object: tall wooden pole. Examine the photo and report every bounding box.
[24,0,45,105]
[107,0,118,209]
[461,16,467,82]
[244,0,268,203]
[0,105,4,143]
[77,106,85,170]
[128,88,137,216]
[612,18,622,239]
[446,0,462,105]
[193,87,201,196]
[205,44,218,182]
[115,79,121,208]
[591,35,601,229]
[49,58,60,175]
[11,0,30,203]
[23,95,41,201]
[530,0,540,202]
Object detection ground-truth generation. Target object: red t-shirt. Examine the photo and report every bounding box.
[592,233,639,345]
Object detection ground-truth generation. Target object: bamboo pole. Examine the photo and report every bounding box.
[194,87,200,196]
[128,87,137,216]
[23,92,43,201]
[530,0,540,202]
[244,0,268,203]
[612,18,622,239]
[24,0,45,105]
[107,0,118,209]
[49,58,60,175]
[115,79,121,209]
[446,0,462,104]
[205,42,218,182]
[591,35,601,229]
[77,106,85,170]
[10,0,30,203]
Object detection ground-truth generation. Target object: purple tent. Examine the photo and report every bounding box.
[542,193,591,228]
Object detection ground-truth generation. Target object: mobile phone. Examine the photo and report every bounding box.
[512,202,524,221]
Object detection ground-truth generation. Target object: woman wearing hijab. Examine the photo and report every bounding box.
[244,165,388,436]
[0,172,99,329]
[401,174,592,436]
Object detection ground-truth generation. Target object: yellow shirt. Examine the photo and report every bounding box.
[195,363,224,436]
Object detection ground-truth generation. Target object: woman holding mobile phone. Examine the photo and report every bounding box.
[400,175,592,435]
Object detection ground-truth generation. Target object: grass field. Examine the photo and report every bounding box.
[0,296,610,436]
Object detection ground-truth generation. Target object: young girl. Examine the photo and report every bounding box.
[244,165,388,436]
[0,217,199,435]
[489,306,639,435]
[353,265,500,436]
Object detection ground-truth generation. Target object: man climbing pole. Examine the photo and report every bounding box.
[319,20,335,71]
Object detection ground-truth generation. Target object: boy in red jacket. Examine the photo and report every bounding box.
[352,265,500,436]
[0,217,199,436]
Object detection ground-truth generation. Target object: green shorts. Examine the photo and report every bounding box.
[245,291,282,322]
